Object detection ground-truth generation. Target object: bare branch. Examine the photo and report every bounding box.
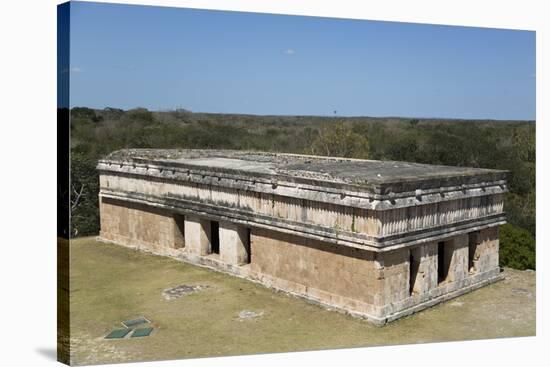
[71,184,85,212]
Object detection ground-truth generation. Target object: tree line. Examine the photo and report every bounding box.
[69,107,535,269]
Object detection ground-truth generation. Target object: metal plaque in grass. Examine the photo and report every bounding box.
[105,328,132,339]
[131,327,154,338]
[122,316,150,328]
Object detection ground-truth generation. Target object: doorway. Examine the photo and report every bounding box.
[210,220,220,254]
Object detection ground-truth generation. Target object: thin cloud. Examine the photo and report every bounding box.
[71,67,83,73]
[284,49,295,55]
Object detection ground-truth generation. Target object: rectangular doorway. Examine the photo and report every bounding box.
[409,248,421,295]
[468,232,479,273]
[437,241,449,284]
[173,214,185,249]
[210,220,220,254]
[246,228,251,264]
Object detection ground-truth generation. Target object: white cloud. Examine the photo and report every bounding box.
[284,49,295,55]
[71,67,82,73]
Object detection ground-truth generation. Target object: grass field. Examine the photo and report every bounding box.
[68,237,536,365]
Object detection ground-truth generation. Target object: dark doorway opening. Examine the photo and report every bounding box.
[409,249,420,295]
[173,214,185,249]
[468,232,479,273]
[437,241,448,284]
[210,221,219,254]
[246,228,251,264]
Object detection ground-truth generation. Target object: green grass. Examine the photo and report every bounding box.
[69,237,536,365]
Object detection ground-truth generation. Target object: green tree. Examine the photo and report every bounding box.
[409,118,420,127]
[124,107,154,123]
[386,133,420,161]
[70,150,99,237]
[499,223,536,270]
[311,121,370,158]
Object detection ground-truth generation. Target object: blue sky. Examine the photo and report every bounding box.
[68,1,536,120]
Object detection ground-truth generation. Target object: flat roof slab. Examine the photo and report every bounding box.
[102,149,508,195]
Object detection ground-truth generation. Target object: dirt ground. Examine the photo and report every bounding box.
[67,237,536,365]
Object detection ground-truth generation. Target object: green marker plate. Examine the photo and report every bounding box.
[131,327,154,338]
[122,317,150,328]
[105,328,131,339]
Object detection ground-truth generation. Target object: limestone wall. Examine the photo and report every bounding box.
[244,226,501,321]
[470,226,500,273]
[98,194,502,324]
[249,227,381,317]
[100,173,504,248]
[373,249,410,307]
[99,197,183,256]
[375,229,501,319]
[409,242,438,295]
[100,173,381,236]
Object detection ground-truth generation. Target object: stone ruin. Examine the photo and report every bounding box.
[97,149,507,325]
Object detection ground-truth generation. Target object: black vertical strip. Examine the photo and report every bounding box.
[57,3,70,237]
[57,2,71,365]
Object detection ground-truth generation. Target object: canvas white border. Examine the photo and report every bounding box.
[0,0,545,366]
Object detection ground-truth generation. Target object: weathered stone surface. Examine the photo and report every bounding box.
[184,215,211,256]
[219,222,249,265]
[373,249,410,308]
[163,285,208,300]
[97,149,507,250]
[101,149,507,196]
[237,310,264,320]
[476,227,500,273]
[97,149,506,324]
[443,234,469,283]
[410,242,438,296]
[250,228,377,308]
[99,197,181,255]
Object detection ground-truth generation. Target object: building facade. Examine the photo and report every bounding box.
[97,149,507,325]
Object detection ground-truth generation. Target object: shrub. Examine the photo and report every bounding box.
[499,223,536,270]
[311,121,369,158]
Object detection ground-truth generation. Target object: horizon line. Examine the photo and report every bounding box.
[68,105,536,123]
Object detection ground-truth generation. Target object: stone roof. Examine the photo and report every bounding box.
[101,149,508,195]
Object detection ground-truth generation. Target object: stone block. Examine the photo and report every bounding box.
[410,241,438,295]
[476,226,500,273]
[184,215,211,256]
[219,221,250,265]
[444,234,469,283]
[374,249,410,306]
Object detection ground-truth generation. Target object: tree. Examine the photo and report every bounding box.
[70,150,99,237]
[499,223,536,270]
[124,107,154,123]
[386,133,419,161]
[409,118,420,127]
[311,121,370,159]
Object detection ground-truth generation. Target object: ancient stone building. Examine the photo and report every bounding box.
[97,149,507,325]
